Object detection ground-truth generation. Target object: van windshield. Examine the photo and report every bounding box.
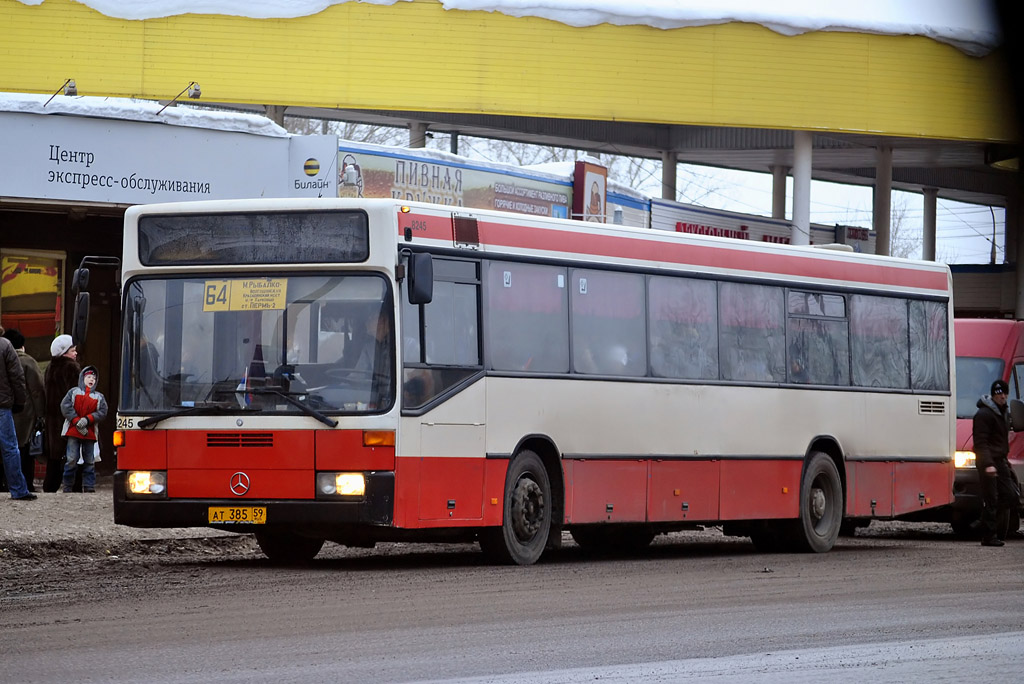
[954,356,1004,418]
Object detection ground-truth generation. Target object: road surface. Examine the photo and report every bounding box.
[2,524,1022,683]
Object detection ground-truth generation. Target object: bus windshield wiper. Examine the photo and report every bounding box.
[246,386,339,428]
[138,401,250,429]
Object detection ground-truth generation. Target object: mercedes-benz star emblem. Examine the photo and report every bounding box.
[229,472,250,496]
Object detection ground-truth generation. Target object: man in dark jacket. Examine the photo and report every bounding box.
[972,379,1017,546]
[3,329,45,492]
[0,331,33,500]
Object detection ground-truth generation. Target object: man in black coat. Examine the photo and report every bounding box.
[972,379,1017,546]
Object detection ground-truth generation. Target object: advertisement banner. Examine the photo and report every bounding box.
[572,160,607,222]
[288,135,337,198]
[337,142,571,218]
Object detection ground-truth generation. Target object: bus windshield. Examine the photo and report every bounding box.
[120,273,394,414]
[954,356,1004,418]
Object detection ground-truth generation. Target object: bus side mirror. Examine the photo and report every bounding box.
[72,267,90,293]
[407,252,433,305]
[1010,399,1024,432]
[72,291,90,345]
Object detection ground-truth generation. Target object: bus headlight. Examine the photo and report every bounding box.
[127,471,167,497]
[954,451,977,469]
[316,472,366,498]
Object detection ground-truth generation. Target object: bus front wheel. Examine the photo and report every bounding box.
[790,452,843,553]
[480,449,552,566]
[255,529,325,563]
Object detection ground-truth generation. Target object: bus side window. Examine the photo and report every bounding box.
[648,276,718,380]
[486,262,569,373]
[719,282,785,383]
[851,295,909,389]
[909,300,949,391]
[402,258,481,409]
[570,269,646,376]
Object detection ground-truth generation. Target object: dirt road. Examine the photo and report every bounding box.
[2,479,1022,683]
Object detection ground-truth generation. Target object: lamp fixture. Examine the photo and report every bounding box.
[43,79,77,106]
[156,81,201,115]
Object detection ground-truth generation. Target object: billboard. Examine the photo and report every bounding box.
[337,142,571,219]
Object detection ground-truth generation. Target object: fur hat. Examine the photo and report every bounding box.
[50,334,74,358]
[2,329,25,350]
[991,379,1009,396]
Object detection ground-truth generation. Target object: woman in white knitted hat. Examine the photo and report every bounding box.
[43,335,80,492]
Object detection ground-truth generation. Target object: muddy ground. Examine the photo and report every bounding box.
[0,473,981,602]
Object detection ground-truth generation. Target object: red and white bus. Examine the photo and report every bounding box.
[94,198,955,564]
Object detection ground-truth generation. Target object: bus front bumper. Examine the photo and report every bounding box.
[112,470,395,530]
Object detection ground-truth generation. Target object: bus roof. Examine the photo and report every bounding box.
[125,198,952,297]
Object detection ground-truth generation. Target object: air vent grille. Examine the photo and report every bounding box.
[918,400,946,415]
[207,433,274,448]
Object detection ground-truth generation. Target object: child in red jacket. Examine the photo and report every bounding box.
[59,366,107,493]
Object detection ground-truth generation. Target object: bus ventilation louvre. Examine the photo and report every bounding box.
[207,433,274,448]
[918,400,946,415]
[453,214,480,249]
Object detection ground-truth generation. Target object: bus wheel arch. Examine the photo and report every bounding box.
[480,438,561,565]
[511,435,565,544]
[792,449,845,553]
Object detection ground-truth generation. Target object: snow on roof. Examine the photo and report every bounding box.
[0,92,288,137]
[14,0,1001,56]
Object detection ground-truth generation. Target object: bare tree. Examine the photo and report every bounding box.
[283,116,407,146]
[889,193,922,259]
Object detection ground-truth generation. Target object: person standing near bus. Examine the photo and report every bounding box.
[43,334,81,492]
[59,366,107,493]
[972,379,1016,546]
[0,330,33,500]
[3,329,45,493]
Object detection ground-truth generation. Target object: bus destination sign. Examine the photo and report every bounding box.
[203,279,287,312]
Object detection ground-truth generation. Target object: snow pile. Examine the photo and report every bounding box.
[0,92,288,137]
[14,0,1001,56]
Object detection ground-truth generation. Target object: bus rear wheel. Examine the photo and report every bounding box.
[790,452,843,553]
[480,449,552,566]
[255,529,325,563]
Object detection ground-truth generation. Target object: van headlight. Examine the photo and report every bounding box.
[127,471,167,498]
[316,472,366,498]
[954,451,976,469]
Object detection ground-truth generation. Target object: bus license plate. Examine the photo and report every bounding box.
[208,506,266,524]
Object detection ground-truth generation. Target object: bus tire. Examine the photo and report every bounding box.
[255,529,324,563]
[790,452,843,553]
[480,449,552,566]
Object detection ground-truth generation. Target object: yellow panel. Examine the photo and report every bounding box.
[0,0,1014,142]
